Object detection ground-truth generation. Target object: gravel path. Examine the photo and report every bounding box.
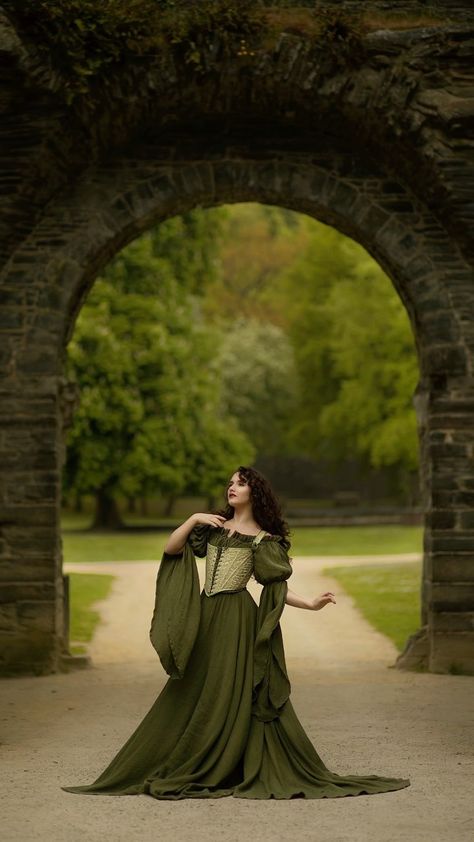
[2,553,473,842]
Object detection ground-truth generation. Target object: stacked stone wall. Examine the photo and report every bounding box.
[0,2,473,674]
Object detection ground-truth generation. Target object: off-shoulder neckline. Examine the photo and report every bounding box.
[216,525,270,539]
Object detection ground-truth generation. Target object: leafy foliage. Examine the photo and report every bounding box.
[2,0,265,102]
[216,317,300,456]
[4,0,446,109]
[63,215,255,505]
[63,200,422,508]
[2,0,373,105]
[201,203,310,324]
[272,219,419,489]
[201,203,420,497]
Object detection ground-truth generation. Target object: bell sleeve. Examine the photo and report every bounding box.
[251,535,293,723]
[148,522,210,679]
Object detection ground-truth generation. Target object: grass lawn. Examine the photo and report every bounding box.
[286,525,422,557]
[61,523,423,563]
[322,561,422,652]
[67,571,115,655]
[62,531,163,563]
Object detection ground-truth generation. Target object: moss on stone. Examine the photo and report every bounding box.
[1,1,449,106]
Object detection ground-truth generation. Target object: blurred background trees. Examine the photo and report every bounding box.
[63,202,420,528]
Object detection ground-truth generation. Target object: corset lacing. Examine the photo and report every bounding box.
[204,527,267,597]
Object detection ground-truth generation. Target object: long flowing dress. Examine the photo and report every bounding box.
[61,523,411,800]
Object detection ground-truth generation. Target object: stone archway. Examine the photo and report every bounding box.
[1,3,473,675]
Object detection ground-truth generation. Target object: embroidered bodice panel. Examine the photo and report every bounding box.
[204,543,255,596]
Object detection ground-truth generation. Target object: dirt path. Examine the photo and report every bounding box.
[1,554,473,842]
[63,553,420,667]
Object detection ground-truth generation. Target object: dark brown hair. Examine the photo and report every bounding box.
[213,465,291,551]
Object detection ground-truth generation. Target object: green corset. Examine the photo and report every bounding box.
[204,529,267,596]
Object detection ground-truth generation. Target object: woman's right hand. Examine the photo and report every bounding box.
[191,512,227,529]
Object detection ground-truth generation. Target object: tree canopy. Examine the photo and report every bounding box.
[64,202,421,521]
[201,205,420,496]
[63,211,255,525]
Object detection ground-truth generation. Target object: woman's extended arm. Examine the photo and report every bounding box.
[285,588,336,611]
[163,515,198,554]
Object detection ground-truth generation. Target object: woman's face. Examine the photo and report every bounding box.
[227,472,251,507]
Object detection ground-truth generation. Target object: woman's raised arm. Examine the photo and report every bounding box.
[163,512,226,554]
[163,514,198,555]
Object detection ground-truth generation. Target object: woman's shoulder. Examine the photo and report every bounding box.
[252,531,292,583]
[252,529,277,545]
[256,531,291,554]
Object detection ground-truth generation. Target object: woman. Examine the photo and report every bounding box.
[62,465,411,800]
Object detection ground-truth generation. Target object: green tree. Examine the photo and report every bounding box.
[64,219,254,527]
[201,202,310,325]
[147,207,225,295]
[216,316,300,455]
[274,222,420,496]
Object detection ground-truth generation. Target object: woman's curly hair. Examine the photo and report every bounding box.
[213,465,291,551]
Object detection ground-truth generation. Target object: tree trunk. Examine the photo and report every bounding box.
[207,495,216,511]
[140,497,148,516]
[127,497,136,513]
[163,495,176,517]
[92,489,124,530]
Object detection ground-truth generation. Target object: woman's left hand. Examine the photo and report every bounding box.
[311,591,336,611]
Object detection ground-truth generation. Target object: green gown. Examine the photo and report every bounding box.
[61,523,411,800]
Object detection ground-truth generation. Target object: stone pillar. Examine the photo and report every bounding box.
[427,378,474,674]
[397,375,474,675]
[395,378,430,671]
[0,304,91,675]
[0,380,65,675]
